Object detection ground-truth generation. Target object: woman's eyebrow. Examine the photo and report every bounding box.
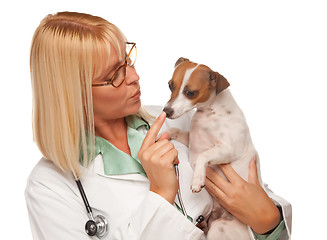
[109,59,124,73]
[106,51,126,75]
[112,61,123,70]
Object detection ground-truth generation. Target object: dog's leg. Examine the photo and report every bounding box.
[164,128,189,147]
[191,143,233,192]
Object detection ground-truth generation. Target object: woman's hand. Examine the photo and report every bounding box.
[138,112,179,204]
[205,156,281,234]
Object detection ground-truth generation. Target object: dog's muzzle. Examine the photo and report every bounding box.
[163,107,174,119]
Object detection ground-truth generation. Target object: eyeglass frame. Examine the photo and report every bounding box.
[92,42,137,88]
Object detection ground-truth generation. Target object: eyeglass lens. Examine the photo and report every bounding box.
[110,44,137,87]
[110,66,126,87]
[126,44,137,67]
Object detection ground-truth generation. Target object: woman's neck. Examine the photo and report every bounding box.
[94,117,131,155]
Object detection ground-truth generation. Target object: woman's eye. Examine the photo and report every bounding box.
[111,73,118,81]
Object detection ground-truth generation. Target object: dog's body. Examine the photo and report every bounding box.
[163,58,262,240]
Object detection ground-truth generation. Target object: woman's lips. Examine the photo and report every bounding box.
[131,89,141,100]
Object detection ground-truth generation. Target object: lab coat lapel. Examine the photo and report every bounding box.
[94,154,149,183]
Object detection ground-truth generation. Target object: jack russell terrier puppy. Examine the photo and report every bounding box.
[163,57,262,240]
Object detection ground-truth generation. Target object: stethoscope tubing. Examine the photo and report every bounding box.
[174,164,188,218]
[76,179,95,220]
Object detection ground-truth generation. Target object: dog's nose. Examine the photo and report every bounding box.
[163,107,174,118]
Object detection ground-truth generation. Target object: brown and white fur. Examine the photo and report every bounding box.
[163,57,262,240]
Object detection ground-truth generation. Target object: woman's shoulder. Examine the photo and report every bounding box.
[28,158,66,180]
[25,158,76,195]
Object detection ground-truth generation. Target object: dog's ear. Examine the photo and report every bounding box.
[209,71,230,95]
[175,57,190,68]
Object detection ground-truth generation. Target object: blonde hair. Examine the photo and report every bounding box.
[30,12,150,179]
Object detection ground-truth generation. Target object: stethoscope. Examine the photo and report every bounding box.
[75,165,204,238]
[75,121,204,238]
[76,179,109,238]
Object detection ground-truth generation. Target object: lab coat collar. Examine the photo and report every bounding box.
[88,115,149,178]
[125,114,150,131]
[94,154,149,182]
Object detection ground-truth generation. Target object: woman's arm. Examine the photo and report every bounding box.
[204,157,281,234]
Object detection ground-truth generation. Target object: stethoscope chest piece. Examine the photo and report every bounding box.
[85,215,109,238]
[76,179,109,238]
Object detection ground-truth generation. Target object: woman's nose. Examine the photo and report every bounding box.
[125,66,140,85]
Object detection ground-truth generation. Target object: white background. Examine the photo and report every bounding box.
[1,0,326,239]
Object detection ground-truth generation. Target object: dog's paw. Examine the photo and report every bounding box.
[191,176,205,193]
[165,128,181,140]
[163,128,189,146]
[191,184,205,193]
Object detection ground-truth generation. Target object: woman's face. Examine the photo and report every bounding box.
[92,44,141,122]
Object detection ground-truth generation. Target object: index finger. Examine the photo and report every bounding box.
[141,112,166,148]
[206,167,230,193]
[219,164,244,184]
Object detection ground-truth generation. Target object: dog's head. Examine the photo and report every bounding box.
[163,57,230,119]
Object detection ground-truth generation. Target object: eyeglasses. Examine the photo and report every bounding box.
[92,42,137,88]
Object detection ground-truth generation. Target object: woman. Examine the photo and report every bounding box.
[25,12,291,239]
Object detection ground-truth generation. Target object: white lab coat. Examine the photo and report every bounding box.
[25,106,291,240]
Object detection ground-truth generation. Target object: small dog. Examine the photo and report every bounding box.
[163,57,262,240]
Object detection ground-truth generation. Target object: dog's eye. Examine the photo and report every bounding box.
[168,81,174,92]
[184,90,198,99]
